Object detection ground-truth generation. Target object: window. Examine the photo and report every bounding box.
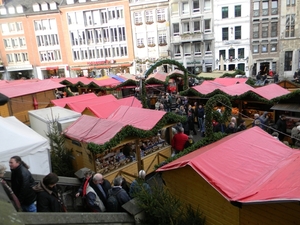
[16,22,23,31]
[253,24,259,38]
[171,3,178,15]
[110,28,118,42]
[284,51,292,71]
[271,22,277,37]
[6,54,13,63]
[262,23,268,38]
[134,12,142,24]
[182,2,189,14]
[145,11,153,23]
[261,44,268,53]
[173,23,180,36]
[8,23,15,32]
[270,43,277,52]
[271,0,278,15]
[204,19,211,33]
[253,45,259,53]
[12,38,19,48]
[174,45,181,57]
[40,50,61,61]
[193,0,200,12]
[285,14,295,37]
[235,5,241,17]
[158,32,167,45]
[219,50,225,59]
[222,7,228,19]
[237,63,245,71]
[1,23,9,33]
[235,26,241,39]
[136,33,144,46]
[229,49,235,59]
[287,0,295,6]
[118,27,126,41]
[157,9,165,22]
[194,21,200,32]
[101,9,108,24]
[238,48,244,58]
[183,22,190,33]
[4,39,11,48]
[22,53,28,61]
[147,32,155,45]
[183,43,191,56]
[204,0,211,11]
[194,42,201,55]
[253,2,260,17]
[15,53,22,62]
[262,1,269,16]
[222,27,228,40]
[205,42,211,54]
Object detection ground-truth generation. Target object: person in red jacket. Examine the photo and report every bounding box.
[171,125,188,154]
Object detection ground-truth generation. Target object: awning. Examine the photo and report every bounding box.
[271,103,300,112]
[6,65,33,71]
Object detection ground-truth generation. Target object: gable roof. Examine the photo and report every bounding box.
[51,93,98,107]
[252,83,290,100]
[157,127,300,204]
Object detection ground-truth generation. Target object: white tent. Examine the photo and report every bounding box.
[0,116,50,175]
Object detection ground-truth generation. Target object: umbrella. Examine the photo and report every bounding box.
[220,55,224,71]
[74,167,94,179]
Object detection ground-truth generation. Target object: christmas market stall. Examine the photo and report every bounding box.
[63,106,180,183]
[157,127,300,225]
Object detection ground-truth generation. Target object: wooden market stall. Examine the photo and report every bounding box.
[157,127,300,225]
[64,107,179,183]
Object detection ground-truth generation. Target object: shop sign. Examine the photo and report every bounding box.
[87,60,109,65]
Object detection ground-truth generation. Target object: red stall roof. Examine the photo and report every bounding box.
[86,101,123,118]
[219,83,254,96]
[192,80,225,95]
[213,77,248,86]
[157,127,300,204]
[65,94,117,112]
[51,93,98,107]
[0,79,65,98]
[252,83,290,100]
[57,77,93,85]
[91,78,121,87]
[65,107,166,145]
[147,71,168,82]
[117,96,142,108]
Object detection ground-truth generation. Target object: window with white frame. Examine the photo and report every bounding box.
[50,2,57,10]
[262,1,269,16]
[112,46,119,57]
[0,7,7,15]
[235,26,241,39]
[171,3,178,15]
[194,42,201,55]
[22,53,28,61]
[182,2,189,14]
[84,11,93,26]
[285,14,295,37]
[8,23,15,32]
[235,5,241,17]
[120,45,127,56]
[194,21,200,32]
[183,22,190,33]
[204,19,211,33]
[34,21,42,31]
[261,44,268,53]
[92,10,100,25]
[6,54,13,63]
[41,19,50,30]
[222,27,228,41]
[96,48,103,58]
[12,38,19,48]
[287,0,295,6]
[16,22,23,31]
[14,53,22,62]
[204,0,211,11]
[4,39,11,48]
[110,27,118,42]
[81,49,88,60]
[147,32,155,45]
[157,9,165,21]
[101,9,108,24]
[271,0,278,14]
[253,2,260,17]
[145,10,153,23]
[222,7,228,19]
[19,37,26,47]
[238,48,244,58]
[158,32,167,45]
[136,33,144,46]
[118,27,126,41]
[15,6,22,13]
[41,2,48,11]
[134,12,142,24]
[73,50,80,60]
[1,23,9,33]
[174,45,181,57]
[173,23,180,36]
[104,46,111,57]
[33,3,40,12]
[88,48,95,59]
[183,43,191,56]
[193,0,200,12]
[205,42,212,54]
[40,50,61,61]
[8,6,15,14]
[253,44,259,53]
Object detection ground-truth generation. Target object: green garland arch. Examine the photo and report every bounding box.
[204,94,232,137]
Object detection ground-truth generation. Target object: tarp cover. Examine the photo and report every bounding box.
[157,127,300,204]
[0,116,50,175]
[51,93,98,107]
[65,107,166,145]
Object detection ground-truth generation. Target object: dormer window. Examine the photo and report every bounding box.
[8,6,15,14]
[66,0,74,4]
[0,7,7,15]
[50,2,57,10]
[41,2,49,11]
[33,3,40,12]
[16,5,24,13]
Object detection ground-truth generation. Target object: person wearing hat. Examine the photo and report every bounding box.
[129,170,151,198]
[33,173,66,212]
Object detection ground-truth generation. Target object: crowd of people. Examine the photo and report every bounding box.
[0,156,152,213]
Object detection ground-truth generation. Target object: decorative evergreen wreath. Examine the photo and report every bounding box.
[204,94,232,137]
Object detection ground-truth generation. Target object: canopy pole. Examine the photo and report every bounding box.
[135,139,142,172]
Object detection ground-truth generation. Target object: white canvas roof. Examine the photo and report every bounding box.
[0,116,50,175]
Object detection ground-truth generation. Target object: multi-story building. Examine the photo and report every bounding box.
[279,0,300,79]
[169,0,214,73]
[214,0,251,76]
[0,0,134,80]
[250,0,280,77]
[129,0,170,74]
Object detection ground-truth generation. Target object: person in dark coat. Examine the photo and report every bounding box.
[237,120,247,132]
[108,176,131,212]
[275,115,287,141]
[33,173,66,212]
[9,156,37,212]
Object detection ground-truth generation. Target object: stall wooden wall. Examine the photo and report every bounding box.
[161,166,300,225]
[162,166,239,225]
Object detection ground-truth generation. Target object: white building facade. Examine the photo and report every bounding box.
[214,0,251,76]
